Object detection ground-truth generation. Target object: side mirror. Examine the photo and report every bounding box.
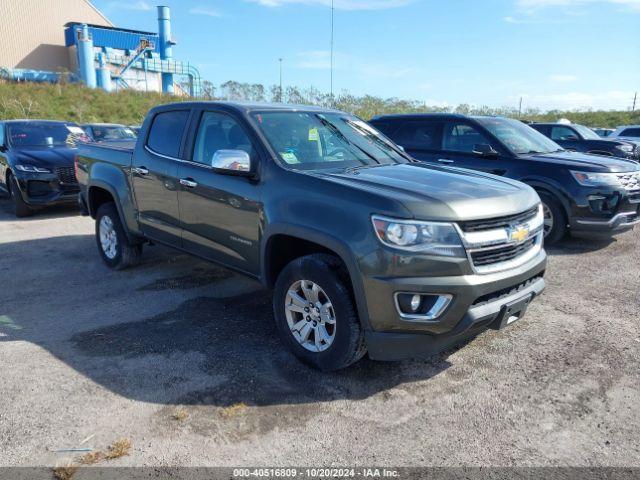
[211,149,252,175]
[473,144,498,157]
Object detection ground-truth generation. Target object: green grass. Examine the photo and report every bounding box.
[1,80,638,128]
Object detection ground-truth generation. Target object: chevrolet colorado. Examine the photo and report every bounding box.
[77,102,547,370]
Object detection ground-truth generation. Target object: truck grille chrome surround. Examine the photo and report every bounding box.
[618,172,640,192]
[456,204,544,274]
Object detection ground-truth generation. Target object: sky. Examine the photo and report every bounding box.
[91,0,640,111]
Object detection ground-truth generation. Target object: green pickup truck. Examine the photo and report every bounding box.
[76,102,547,370]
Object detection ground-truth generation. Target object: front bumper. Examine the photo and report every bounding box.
[13,171,79,207]
[569,184,640,234]
[366,275,545,360]
[359,247,547,360]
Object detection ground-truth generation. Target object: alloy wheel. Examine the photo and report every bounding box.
[542,203,554,238]
[284,280,336,352]
[99,216,118,259]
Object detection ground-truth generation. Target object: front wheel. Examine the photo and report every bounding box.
[273,254,366,371]
[9,175,34,218]
[538,192,567,245]
[95,202,142,270]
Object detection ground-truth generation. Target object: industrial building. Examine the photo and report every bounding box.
[0,0,200,96]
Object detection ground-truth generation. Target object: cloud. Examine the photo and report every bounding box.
[549,74,578,82]
[515,0,640,12]
[247,0,415,10]
[189,6,223,17]
[107,0,152,10]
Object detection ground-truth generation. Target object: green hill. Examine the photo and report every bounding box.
[0,81,637,128]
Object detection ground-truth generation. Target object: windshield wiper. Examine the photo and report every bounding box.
[314,114,380,165]
[343,119,414,162]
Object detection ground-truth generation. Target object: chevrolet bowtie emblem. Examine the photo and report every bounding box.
[509,225,530,243]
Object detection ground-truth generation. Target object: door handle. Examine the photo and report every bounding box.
[132,166,149,175]
[179,178,198,188]
[437,158,454,164]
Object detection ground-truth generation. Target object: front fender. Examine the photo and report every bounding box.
[519,176,573,219]
[261,223,373,332]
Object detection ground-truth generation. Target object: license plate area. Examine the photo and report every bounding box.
[491,294,533,330]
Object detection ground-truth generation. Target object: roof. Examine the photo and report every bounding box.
[81,123,127,127]
[371,113,468,121]
[3,119,78,125]
[154,101,347,115]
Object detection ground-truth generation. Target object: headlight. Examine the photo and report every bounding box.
[14,164,51,173]
[570,171,621,187]
[372,215,465,257]
[617,145,634,153]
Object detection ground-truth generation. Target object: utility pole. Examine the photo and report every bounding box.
[330,0,334,104]
[278,58,283,103]
[518,97,523,118]
[633,92,637,112]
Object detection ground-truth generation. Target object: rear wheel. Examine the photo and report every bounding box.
[9,174,34,218]
[538,191,567,245]
[273,254,366,371]
[95,202,142,270]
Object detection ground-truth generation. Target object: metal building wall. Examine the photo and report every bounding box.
[0,0,112,72]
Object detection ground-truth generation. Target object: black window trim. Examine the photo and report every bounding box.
[441,120,495,154]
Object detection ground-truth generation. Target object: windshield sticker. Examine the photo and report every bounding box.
[281,152,300,164]
[308,128,319,142]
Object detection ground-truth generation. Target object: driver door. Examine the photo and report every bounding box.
[178,110,262,276]
[438,121,509,176]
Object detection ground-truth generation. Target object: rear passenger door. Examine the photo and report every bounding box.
[177,110,262,276]
[389,121,444,164]
[439,121,508,175]
[132,109,190,247]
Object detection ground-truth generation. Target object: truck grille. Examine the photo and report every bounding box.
[471,237,537,266]
[458,205,543,274]
[56,166,77,185]
[458,206,539,232]
[618,172,640,191]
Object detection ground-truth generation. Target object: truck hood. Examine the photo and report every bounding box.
[318,163,539,222]
[11,146,76,168]
[526,150,638,172]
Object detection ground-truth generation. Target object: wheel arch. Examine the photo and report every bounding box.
[262,225,372,331]
[521,179,572,222]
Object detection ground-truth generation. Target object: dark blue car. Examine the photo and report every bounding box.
[0,120,87,217]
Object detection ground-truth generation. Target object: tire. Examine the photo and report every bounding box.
[95,202,142,270]
[273,253,366,371]
[538,191,567,245]
[9,174,34,218]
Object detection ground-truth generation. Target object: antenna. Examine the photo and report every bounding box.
[330,0,334,104]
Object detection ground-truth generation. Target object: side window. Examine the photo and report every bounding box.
[393,122,441,150]
[550,126,578,141]
[193,112,254,165]
[147,110,190,158]
[621,128,640,138]
[442,123,492,153]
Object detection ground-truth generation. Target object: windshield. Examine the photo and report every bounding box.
[475,117,562,155]
[251,111,409,171]
[7,122,84,147]
[572,124,601,140]
[90,125,137,141]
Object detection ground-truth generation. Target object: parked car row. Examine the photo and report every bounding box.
[1,104,639,370]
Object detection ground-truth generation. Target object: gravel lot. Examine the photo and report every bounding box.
[0,198,639,469]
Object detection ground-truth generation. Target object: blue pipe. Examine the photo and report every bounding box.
[96,53,112,92]
[157,6,174,94]
[77,24,97,88]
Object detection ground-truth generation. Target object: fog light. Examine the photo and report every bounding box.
[410,294,421,312]
[395,293,453,321]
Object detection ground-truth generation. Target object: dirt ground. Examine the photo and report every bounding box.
[0,199,639,469]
